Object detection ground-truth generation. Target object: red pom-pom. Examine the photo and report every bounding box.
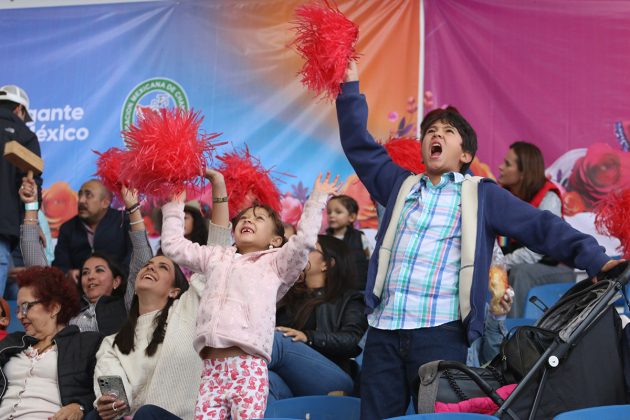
[292,0,359,100]
[595,188,630,258]
[94,147,127,201]
[120,108,222,201]
[217,146,283,219]
[384,137,425,174]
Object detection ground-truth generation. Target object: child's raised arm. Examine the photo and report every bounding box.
[161,190,224,274]
[204,168,234,247]
[336,61,409,205]
[274,173,343,287]
[205,168,230,229]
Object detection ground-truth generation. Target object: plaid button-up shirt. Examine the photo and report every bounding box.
[368,172,463,330]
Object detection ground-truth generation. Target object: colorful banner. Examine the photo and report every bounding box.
[1,0,420,236]
[5,0,625,254]
[424,0,630,255]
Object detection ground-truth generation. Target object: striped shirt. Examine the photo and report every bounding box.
[368,172,463,330]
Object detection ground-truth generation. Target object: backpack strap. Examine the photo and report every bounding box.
[417,360,442,413]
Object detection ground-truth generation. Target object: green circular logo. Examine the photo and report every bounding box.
[120,77,189,130]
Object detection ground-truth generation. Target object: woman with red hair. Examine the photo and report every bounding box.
[0,266,102,419]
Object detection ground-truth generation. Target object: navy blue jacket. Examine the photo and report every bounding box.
[336,81,610,344]
[53,207,132,273]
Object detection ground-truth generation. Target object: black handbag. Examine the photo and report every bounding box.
[417,361,508,413]
[437,364,507,403]
[417,326,556,413]
[494,326,556,383]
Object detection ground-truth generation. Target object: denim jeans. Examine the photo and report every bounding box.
[134,404,182,419]
[3,245,24,300]
[467,308,507,367]
[359,321,468,420]
[0,238,11,299]
[267,331,354,403]
[85,404,181,420]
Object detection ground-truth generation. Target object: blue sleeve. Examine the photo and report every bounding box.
[483,183,609,277]
[479,314,507,365]
[335,81,409,205]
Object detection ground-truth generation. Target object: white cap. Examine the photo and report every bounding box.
[0,85,32,122]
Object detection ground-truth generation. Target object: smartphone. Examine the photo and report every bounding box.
[97,375,131,417]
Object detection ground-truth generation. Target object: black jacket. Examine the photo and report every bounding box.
[327,227,369,290]
[303,290,368,371]
[0,108,41,246]
[78,295,128,336]
[0,325,102,413]
[53,207,132,273]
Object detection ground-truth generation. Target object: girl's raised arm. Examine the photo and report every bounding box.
[161,190,224,274]
[274,173,343,287]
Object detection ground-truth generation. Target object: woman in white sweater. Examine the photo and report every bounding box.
[90,171,232,420]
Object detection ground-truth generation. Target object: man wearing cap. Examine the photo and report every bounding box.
[0,85,41,298]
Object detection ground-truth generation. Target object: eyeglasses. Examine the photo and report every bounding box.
[16,300,42,317]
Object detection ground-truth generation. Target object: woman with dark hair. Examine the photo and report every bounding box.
[498,141,576,317]
[0,266,102,419]
[20,179,152,335]
[178,203,210,279]
[268,235,368,401]
[89,169,233,420]
[183,203,209,246]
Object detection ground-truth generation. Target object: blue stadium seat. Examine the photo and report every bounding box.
[6,300,23,333]
[524,282,574,319]
[553,404,630,419]
[264,396,360,419]
[385,413,497,419]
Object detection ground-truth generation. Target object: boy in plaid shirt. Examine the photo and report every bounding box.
[336,62,622,420]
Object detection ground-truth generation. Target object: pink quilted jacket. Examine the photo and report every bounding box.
[160,191,327,361]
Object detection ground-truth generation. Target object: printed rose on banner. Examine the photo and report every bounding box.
[566,143,630,211]
[42,182,78,238]
[280,194,304,226]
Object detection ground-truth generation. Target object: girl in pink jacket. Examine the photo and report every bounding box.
[161,173,342,420]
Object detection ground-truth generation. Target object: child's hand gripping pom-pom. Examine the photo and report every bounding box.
[292,0,359,100]
[595,188,630,259]
[216,146,283,219]
[94,147,127,203]
[383,137,426,174]
[120,108,223,202]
